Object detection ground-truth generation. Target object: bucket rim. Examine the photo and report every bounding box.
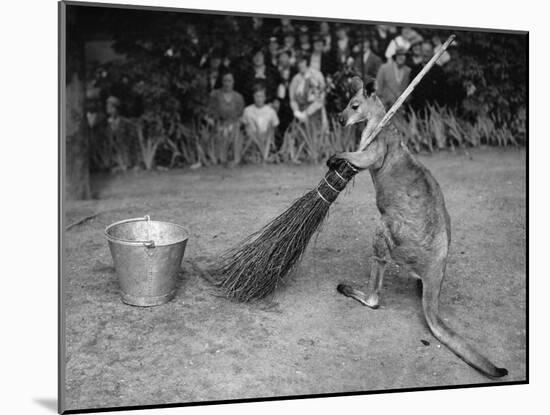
[104,216,189,247]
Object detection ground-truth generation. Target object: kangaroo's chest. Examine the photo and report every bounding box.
[370,151,448,246]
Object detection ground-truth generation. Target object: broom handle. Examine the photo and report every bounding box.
[358,34,456,152]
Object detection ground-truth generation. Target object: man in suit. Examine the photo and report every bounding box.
[333,24,353,69]
[409,40,446,111]
[204,50,225,93]
[273,49,297,145]
[375,47,411,109]
[280,29,298,67]
[297,25,312,54]
[267,36,280,68]
[354,38,383,80]
[319,21,332,53]
[309,34,335,77]
[237,47,279,105]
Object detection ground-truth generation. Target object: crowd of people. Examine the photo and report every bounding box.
[87,19,455,170]
[196,20,452,164]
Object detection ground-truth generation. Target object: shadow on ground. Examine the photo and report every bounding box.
[62,147,526,411]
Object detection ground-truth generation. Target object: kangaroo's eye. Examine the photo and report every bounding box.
[351,104,359,111]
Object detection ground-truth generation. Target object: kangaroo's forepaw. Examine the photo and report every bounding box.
[326,153,347,170]
[327,152,368,171]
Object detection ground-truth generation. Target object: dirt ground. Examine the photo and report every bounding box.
[63,147,526,411]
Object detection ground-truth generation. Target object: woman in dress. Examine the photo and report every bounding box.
[205,72,245,165]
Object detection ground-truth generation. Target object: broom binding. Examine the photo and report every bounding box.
[316,189,331,204]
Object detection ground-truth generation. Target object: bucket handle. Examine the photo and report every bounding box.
[143,240,155,248]
[105,215,156,248]
[143,215,154,248]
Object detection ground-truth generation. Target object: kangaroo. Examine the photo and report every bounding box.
[328,75,508,378]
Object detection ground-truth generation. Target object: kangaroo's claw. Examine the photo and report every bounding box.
[326,154,341,170]
[326,153,352,171]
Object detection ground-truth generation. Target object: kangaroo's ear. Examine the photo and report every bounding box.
[363,76,376,97]
[349,76,364,96]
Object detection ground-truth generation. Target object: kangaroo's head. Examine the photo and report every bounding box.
[337,76,385,127]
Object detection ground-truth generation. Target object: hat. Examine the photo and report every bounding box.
[281,26,296,37]
[410,39,423,49]
[334,23,348,32]
[406,32,423,45]
[311,34,325,44]
[106,96,121,107]
[251,44,266,56]
[277,48,292,57]
[393,47,408,58]
[296,51,311,63]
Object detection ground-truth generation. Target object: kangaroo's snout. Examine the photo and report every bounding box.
[338,112,347,126]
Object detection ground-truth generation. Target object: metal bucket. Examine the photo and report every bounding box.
[105,216,188,307]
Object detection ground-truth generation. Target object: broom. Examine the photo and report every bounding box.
[213,35,456,302]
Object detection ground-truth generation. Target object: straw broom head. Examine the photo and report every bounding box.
[212,157,359,301]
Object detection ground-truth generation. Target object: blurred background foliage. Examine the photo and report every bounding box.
[69,5,527,174]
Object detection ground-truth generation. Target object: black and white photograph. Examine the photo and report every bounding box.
[58,1,527,413]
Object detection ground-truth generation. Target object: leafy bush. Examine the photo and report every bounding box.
[92,103,522,172]
[80,9,526,171]
[394,105,519,152]
[245,126,277,163]
[427,30,527,144]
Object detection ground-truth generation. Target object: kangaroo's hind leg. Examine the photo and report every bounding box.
[363,226,391,308]
[337,225,390,309]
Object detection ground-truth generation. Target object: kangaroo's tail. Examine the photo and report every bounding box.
[422,284,508,378]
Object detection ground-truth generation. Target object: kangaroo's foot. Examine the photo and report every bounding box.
[337,284,380,309]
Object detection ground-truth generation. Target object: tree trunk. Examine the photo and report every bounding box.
[65,7,91,200]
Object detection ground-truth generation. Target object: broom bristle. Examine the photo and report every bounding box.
[213,157,359,301]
